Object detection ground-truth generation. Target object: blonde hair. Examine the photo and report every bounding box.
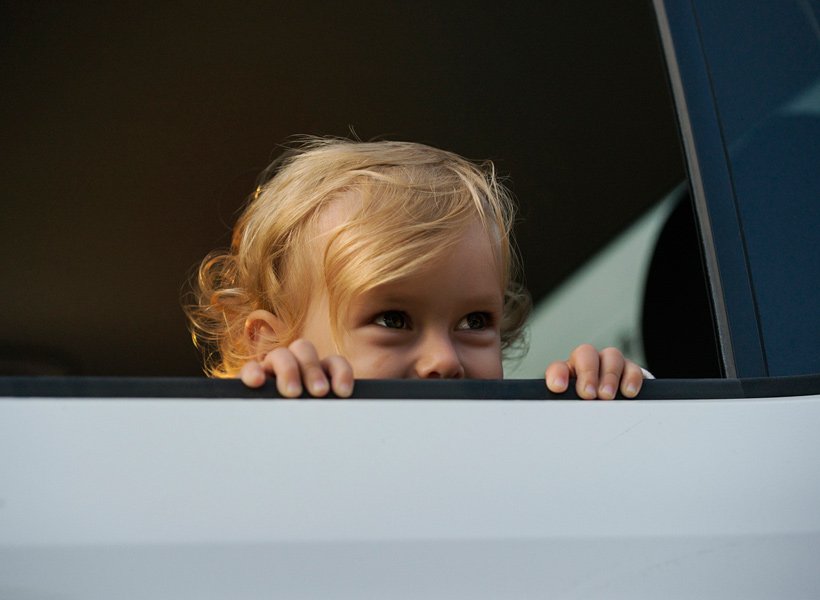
[185,137,530,377]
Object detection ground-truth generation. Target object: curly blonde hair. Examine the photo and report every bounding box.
[184,137,530,377]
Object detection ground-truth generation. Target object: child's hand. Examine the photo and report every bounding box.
[239,339,354,398]
[545,344,647,399]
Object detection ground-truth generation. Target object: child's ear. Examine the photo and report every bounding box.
[244,309,284,356]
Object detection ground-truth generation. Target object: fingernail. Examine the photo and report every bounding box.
[286,382,301,396]
[337,381,353,397]
[601,384,615,399]
[584,384,597,398]
[312,379,328,395]
[626,383,638,397]
[552,376,567,389]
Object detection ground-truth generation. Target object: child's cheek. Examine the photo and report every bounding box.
[352,327,408,348]
[460,342,503,379]
[341,329,410,378]
[348,346,410,379]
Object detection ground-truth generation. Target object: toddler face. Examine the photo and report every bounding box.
[300,217,505,379]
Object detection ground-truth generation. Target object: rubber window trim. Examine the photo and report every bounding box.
[1,374,818,401]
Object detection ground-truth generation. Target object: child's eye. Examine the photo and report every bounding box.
[457,312,491,331]
[374,310,410,329]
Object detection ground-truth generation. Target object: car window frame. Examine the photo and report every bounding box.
[2,1,818,399]
[652,0,771,379]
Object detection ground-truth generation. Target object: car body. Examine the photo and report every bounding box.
[1,0,819,598]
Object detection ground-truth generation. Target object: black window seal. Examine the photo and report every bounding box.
[1,375,818,401]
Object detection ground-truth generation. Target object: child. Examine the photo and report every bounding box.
[185,137,646,399]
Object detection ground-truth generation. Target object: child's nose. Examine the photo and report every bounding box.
[414,332,464,379]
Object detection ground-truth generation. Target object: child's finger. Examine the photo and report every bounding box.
[570,344,601,399]
[322,355,354,397]
[262,347,304,397]
[239,360,267,388]
[544,361,570,393]
[620,360,645,398]
[288,339,330,397]
[598,347,625,400]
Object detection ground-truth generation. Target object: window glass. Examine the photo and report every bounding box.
[694,0,820,376]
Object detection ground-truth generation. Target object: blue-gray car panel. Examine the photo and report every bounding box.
[691,0,820,376]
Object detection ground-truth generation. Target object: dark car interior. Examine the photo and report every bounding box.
[641,195,722,378]
[0,2,685,379]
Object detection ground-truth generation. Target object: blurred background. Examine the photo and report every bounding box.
[0,1,684,376]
